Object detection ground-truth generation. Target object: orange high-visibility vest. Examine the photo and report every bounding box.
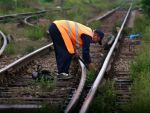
[54,20,93,54]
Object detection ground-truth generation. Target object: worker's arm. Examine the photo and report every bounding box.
[81,34,93,69]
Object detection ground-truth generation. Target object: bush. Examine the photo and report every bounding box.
[16,0,40,8]
[0,0,15,13]
[0,0,39,14]
[5,43,15,55]
[26,26,44,41]
[141,0,150,17]
[122,12,150,113]
[88,21,102,29]
[130,47,150,80]
[88,80,116,113]
[122,72,150,113]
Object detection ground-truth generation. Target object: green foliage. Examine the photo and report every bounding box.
[33,77,56,91]
[39,104,61,113]
[86,69,96,84]
[130,47,150,80]
[25,46,35,53]
[123,27,132,35]
[133,0,142,8]
[26,26,44,41]
[142,27,150,41]
[132,16,150,41]
[5,43,15,55]
[88,21,102,29]
[133,16,150,33]
[123,13,150,113]
[0,0,15,13]
[141,0,150,17]
[16,0,40,8]
[88,80,117,113]
[0,0,38,14]
[40,0,53,3]
[63,0,122,23]
[122,72,150,113]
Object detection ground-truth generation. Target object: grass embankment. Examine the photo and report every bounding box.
[42,0,122,24]
[122,15,150,113]
[0,0,41,15]
[62,0,122,24]
[88,80,117,113]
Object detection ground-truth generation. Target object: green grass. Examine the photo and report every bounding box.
[39,104,61,113]
[88,21,102,29]
[130,46,150,80]
[0,0,39,15]
[88,80,117,113]
[62,0,122,24]
[4,43,15,55]
[86,69,96,84]
[24,45,35,53]
[33,77,56,91]
[121,14,150,113]
[122,72,150,113]
[25,26,44,41]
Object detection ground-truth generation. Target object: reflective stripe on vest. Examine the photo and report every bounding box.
[66,20,80,53]
[66,21,72,39]
[75,22,80,52]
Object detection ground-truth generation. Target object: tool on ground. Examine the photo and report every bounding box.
[32,65,54,81]
[128,33,141,39]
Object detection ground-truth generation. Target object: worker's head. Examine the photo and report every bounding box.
[93,29,104,45]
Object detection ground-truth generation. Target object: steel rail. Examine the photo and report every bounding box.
[79,4,132,113]
[86,7,119,25]
[0,10,46,21]
[0,43,53,74]
[0,31,7,56]
[64,60,86,113]
[24,15,35,27]
[64,7,120,113]
[96,7,119,20]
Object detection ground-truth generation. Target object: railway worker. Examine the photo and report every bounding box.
[48,20,104,79]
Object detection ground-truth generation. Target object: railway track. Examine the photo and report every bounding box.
[0,4,132,113]
[0,31,7,56]
[0,10,46,22]
[69,4,133,113]
[112,37,141,112]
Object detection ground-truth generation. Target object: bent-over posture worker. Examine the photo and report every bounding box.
[48,20,104,79]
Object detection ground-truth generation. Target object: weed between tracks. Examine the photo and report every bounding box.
[86,69,96,84]
[4,43,15,55]
[39,104,61,113]
[121,15,150,113]
[88,80,117,113]
[33,77,56,91]
[25,26,45,41]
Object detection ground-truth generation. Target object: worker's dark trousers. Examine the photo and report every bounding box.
[49,23,73,74]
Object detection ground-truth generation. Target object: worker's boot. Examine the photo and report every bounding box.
[57,73,72,80]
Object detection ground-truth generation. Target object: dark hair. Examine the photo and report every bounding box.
[94,29,104,45]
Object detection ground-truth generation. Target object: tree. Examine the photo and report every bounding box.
[141,0,150,17]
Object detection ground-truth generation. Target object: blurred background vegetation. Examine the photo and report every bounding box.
[0,0,122,23]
